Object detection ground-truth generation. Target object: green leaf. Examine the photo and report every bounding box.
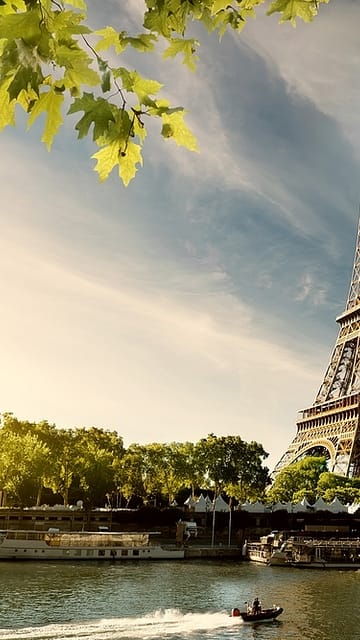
[7,66,41,101]
[161,110,198,151]
[119,142,143,186]
[27,88,64,150]
[0,77,15,131]
[0,7,41,41]
[96,29,157,54]
[267,0,323,24]
[114,68,163,102]
[163,38,199,71]
[120,33,157,52]
[0,0,26,15]
[68,92,115,141]
[55,44,99,87]
[211,0,229,14]
[92,140,122,182]
[92,139,143,185]
[95,26,127,54]
[51,10,90,36]
[65,0,87,9]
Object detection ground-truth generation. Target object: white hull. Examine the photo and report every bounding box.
[269,537,360,569]
[292,560,360,569]
[0,530,184,561]
[247,551,270,564]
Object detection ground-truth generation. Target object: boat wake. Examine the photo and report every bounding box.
[0,609,240,640]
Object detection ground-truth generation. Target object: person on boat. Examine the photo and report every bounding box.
[252,597,261,614]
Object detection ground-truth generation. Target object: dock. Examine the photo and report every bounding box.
[184,545,243,559]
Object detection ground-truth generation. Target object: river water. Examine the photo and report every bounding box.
[0,560,359,640]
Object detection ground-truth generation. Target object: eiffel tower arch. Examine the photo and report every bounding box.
[273,216,360,479]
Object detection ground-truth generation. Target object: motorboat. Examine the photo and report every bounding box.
[230,604,283,622]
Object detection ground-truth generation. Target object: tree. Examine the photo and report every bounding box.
[0,0,330,185]
[0,430,50,506]
[113,444,148,505]
[195,433,269,500]
[44,428,79,506]
[170,441,205,501]
[72,428,123,507]
[224,439,270,502]
[317,471,360,504]
[267,456,327,504]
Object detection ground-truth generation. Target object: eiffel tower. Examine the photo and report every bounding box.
[273,216,360,478]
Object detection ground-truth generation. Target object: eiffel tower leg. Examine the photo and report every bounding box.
[274,216,360,479]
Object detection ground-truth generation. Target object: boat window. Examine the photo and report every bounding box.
[98,549,105,556]
[121,549,128,556]
[133,550,139,556]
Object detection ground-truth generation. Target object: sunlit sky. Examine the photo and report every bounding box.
[1,1,360,471]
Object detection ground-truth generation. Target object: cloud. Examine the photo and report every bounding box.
[1,1,359,473]
[242,1,360,156]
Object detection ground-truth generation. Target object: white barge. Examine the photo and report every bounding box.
[0,529,184,561]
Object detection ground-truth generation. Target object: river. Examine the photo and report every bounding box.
[0,560,359,640]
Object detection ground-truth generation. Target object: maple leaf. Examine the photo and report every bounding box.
[267,0,324,25]
[118,142,143,186]
[68,92,115,141]
[161,110,198,152]
[27,88,64,150]
[92,140,122,182]
[163,39,199,71]
[0,76,15,131]
[65,0,87,10]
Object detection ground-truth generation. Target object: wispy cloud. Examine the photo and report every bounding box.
[1,1,359,470]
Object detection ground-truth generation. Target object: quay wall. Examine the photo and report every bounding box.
[0,507,359,548]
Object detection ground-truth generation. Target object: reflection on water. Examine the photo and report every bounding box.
[0,561,359,640]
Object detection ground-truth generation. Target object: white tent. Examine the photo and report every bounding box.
[348,502,360,514]
[184,494,196,509]
[213,494,230,512]
[292,497,312,512]
[313,497,330,511]
[193,494,207,512]
[327,497,347,513]
[272,502,292,513]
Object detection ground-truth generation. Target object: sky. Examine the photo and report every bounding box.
[1,0,360,472]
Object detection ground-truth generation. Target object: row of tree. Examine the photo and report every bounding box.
[268,457,360,505]
[3,414,359,509]
[0,413,270,508]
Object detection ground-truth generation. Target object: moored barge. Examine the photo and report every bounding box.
[0,529,185,561]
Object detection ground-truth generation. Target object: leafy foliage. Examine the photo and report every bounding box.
[267,456,345,504]
[0,0,330,184]
[0,415,270,507]
[196,433,269,500]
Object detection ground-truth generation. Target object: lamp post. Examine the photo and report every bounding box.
[228,497,232,547]
[211,494,216,547]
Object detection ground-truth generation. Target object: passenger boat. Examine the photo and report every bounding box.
[246,532,286,564]
[0,529,185,561]
[230,604,283,622]
[268,537,360,569]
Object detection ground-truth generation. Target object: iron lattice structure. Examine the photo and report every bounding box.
[273,217,360,478]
